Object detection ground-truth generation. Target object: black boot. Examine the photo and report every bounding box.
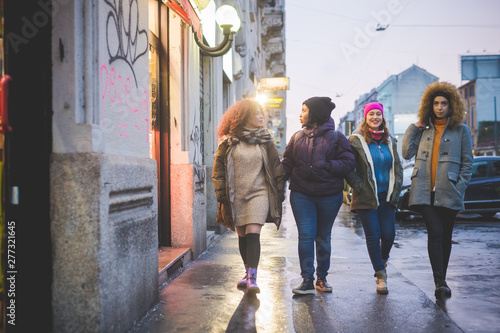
[292,278,315,295]
[435,280,452,299]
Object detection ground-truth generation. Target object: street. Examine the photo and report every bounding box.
[391,213,500,333]
[130,196,500,333]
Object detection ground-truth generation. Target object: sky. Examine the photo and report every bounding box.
[284,0,500,140]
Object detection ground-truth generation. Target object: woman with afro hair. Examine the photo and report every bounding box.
[402,81,473,300]
[212,99,286,295]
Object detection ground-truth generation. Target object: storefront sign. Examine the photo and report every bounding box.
[259,77,289,91]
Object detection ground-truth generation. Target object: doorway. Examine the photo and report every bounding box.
[2,1,53,331]
[151,1,171,247]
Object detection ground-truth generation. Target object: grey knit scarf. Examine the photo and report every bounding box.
[239,128,272,144]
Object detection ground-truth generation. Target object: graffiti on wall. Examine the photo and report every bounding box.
[101,0,149,144]
[104,0,148,85]
[190,117,206,192]
[100,65,149,140]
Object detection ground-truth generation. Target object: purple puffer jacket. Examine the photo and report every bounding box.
[282,118,356,196]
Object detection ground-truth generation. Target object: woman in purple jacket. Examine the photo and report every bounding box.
[282,96,356,294]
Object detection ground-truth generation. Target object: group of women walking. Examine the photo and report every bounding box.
[212,81,473,300]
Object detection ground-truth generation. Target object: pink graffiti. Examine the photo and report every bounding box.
[100,64,149,143]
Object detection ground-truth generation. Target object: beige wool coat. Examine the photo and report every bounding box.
[212,138,286,231]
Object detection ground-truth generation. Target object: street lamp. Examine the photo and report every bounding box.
[194,5,241,57]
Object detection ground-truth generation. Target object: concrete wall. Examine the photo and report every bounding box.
[51,153,158,332]
[53,0,151,158]
[168,12,208,258]
[51,0,158,331]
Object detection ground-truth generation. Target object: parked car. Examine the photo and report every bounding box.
[396,163,415,220]
[396,156,500,220]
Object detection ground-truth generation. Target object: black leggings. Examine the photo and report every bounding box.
[420,201,457,283]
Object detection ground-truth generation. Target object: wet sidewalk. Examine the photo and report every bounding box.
[130,201,463,333]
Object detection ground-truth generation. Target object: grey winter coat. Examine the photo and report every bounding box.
[346,133,403,210]
[402,120,473,211]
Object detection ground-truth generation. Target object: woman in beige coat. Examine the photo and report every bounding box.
[212,99,285,294]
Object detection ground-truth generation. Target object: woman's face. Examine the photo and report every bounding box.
[433,96,450,119]
[365,109,384,131]
[245,111,265,129]
[300,104,309,127]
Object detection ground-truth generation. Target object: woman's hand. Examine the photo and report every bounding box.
[414,121,426,129]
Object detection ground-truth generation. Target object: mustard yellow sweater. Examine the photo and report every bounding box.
[431,118,447,191]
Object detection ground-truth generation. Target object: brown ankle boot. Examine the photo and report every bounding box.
[375,270,388,294]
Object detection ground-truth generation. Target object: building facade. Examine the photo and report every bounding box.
[460,54,500,156]
[459,80,477,153]
[339,65,438,158]
[376,65,438,142]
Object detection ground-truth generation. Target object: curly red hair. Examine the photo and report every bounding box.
[217,99,265,138]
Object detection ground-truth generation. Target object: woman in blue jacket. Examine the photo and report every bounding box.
[346,102,403,294]
[282,96,356,294]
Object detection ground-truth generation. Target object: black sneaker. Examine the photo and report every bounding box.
[315,277,333,292]
[435,281,452,299]
[292,278,315,295]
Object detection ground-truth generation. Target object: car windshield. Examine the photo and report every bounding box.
[402,165,414,187]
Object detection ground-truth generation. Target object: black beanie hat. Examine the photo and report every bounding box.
[303,97,336,124]
[432,92,450,102]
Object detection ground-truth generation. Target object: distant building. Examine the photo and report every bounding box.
[459,80,477,152]
[377,65,438,141]
[260,0,287,153]
[339,65,438,158]
[338,110,356,137]
[353,88,378,130]
[460,54,500,156]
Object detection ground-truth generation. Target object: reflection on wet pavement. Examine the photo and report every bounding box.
[226,293,260,332]
[340,209,500,333]
[131,203,499,333]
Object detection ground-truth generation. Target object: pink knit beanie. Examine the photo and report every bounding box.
[364,102,384,118]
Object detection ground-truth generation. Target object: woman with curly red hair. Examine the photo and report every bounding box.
[212,99,285,295]
[402,81,473,300]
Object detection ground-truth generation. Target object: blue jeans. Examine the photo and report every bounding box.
[355,192,396,273]
[290,191,343,279]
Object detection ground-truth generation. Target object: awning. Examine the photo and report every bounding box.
[165,0,201,39]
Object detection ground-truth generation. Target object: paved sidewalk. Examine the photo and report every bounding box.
[131,202,463,333]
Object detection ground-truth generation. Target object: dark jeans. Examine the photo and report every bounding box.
[355,191,396,273]
[419,194,458,283]
[290,191,343,280]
